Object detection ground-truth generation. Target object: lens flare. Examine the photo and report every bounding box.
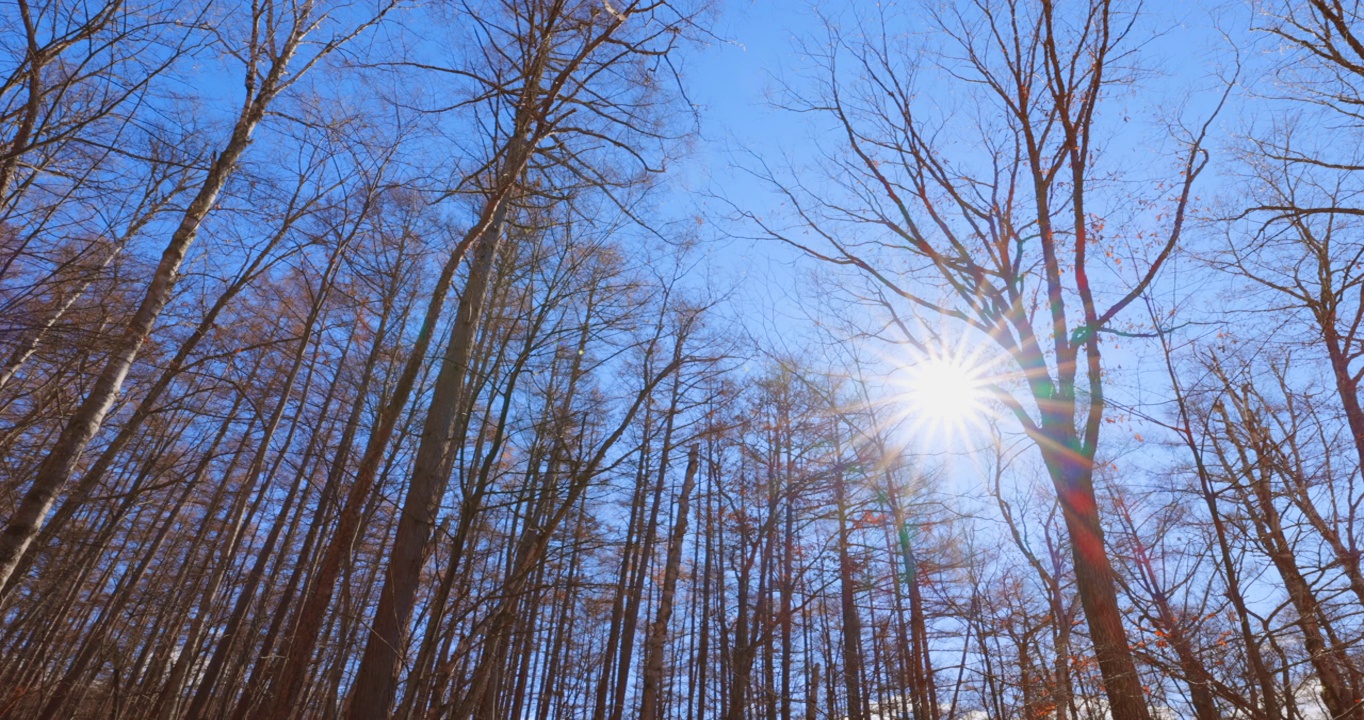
[905,354,985,425]
[885,340,1002,450]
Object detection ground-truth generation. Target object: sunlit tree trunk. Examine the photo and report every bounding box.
[0,0,350,590]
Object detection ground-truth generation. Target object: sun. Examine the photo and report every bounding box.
[875,333,1003,449]
[906,355,986,424]
[905,354,987,425]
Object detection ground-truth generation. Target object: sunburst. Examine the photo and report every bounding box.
[890,340,1003,447]
[906,354,986,423]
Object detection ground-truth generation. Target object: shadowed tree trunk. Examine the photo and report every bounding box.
[346,214,505,720]
[639,446,700,720]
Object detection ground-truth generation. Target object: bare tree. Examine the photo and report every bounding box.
[743,3,1226,716]
[0,0,393,589]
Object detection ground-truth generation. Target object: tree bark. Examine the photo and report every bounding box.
[347,220,503,719]
[833,463,866,720]
[638,446,700,720]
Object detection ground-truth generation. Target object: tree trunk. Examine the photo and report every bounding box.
[639,446,700,720]
[264,126,531,716]
[1038,421,1153,720]
[1212,396,1363,719]
[833,464,866,720]
[347,223,503,719]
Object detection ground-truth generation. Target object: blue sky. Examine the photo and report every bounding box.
[670,0,1266,486]
[675,0,1239,315]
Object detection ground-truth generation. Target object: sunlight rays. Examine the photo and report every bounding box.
[887,339,1006,450]
[904,354,986,425]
